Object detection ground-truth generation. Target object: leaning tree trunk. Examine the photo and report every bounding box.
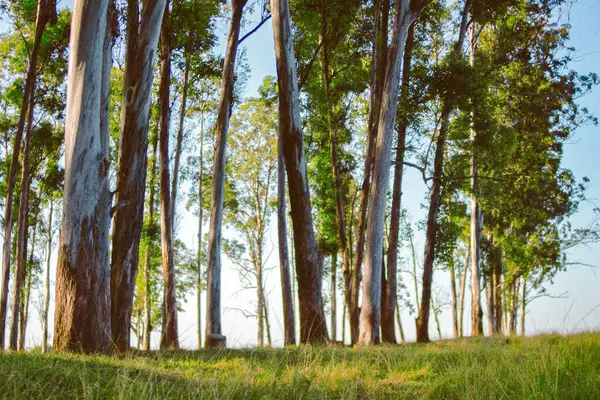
[382,23,414,344]
[9,88,35,351]
[18,222,36,351]
[205,0,247,349]
[358,0,428,346]
[42,200,53,354]
[416,0,470,343]
[142,124,159,351]
[271,0,329,344]
[0,0,53,349]
[449,256,459,339]
[53,0,113,354]
[158,2,178,350]
[110,0,166,352]
[277,133,295,346]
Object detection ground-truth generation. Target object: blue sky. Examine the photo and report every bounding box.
[9,0,600,348]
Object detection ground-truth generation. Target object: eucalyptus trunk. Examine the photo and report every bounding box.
[359,0,427,346]
[205,0,247,348]
[277,134,295,346]
[196,113,205,349]
[111,0,166,351]
[449,257,459,339]
[272,0,329,343]
[158,1,178,349]
[382,23,414,344]
[458,250,469,337]
[53,0,112,354]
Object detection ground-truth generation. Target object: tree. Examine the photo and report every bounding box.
[359,0,430,345]
[110,0,166,352]
[0,0,57,350]
[53,0,114,354]
[271,0,329,343]
[205,0,247,348]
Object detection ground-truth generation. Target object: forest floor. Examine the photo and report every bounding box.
[0,332,599,399]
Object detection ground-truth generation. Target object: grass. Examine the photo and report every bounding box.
[1,332,600,399]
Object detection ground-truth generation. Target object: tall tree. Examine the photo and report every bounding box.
[358,0,430,345]
[205,0,247,348]
[158,0,178,349]
[0,0,56,349]
[271,0,329,343]
[53,0,113,353]
[110,0,166,351]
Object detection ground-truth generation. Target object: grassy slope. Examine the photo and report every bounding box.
[1,332,599,399]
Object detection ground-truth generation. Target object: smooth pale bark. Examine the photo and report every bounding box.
[508,277,519,335]
[382,23,415,344]
[42,200,54,354]
[458,250,469,337]
[493,254,503,334]
[486,274,494,335]
[263,297,272,346]
[350,0,387,344]
[143,125,159,351]
[197,113,205,349]
[277,135,295,346]
[0,0,54,349]
[469,23,484,337]
[53,0,112,354]
[110,0,166,351]
[271,0,329,343]
[18,221,37,350]
[205,0,246,348]
[158,2,178,349]
[449,257,459,339]
[10,90,35,351]
[359,0,429,345]
[416,0,470,343]
[256,257,264,347]
[170,52,190,230]
[410,235,420,311]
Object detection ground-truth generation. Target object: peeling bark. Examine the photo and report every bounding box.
[53,0,112,354]
[271,0,329,343]
[110,0,166,351]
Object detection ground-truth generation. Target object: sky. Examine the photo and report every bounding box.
[10,0,600,349]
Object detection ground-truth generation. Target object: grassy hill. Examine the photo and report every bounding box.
[1,332,599,399]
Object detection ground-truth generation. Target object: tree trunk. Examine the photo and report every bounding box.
[432,296,442,341]
[142,123,159,351]
[277,132,295,346]
[256,257,264,347]
[508,277,519,335]
[0,0,52,349]
[521,278,526,336]
[469,23,484,338]
[205,0,246,348]
[416,0,470,343]
[196,113,205,349]
[53,0,113,354]
[263,296,272,347]
[271,0,329,344]
[111,0,166,352]
[10,87,35,351]
[158,1,178,350]
[19,221,36,351]
[395,295,405,344]
[359,0,426,346]
[449,257,459,339]
[486,273,495,335]
[493,254,503,335]
[458,249,469,337]
[42,200,53,354]
[382,23,414,344]
[330,251,337,341]
[170,51,191,233]
[410,234,420,311]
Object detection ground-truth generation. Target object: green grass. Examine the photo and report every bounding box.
[1,332,600,399]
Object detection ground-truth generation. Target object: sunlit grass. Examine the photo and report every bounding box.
[1,332,599,399]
